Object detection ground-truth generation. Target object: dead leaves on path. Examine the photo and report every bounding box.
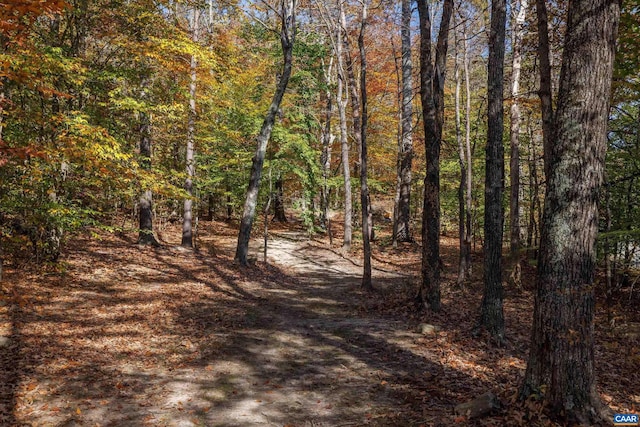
[0,220,638,426]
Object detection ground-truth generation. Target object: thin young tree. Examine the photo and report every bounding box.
[182,7,199,248]
[358,0,373,291]
[520,0,620,422]
[319,57,334,232]
[508,0,527,258]
[235,0,297,265]
[336,0,353,251]
[535,0,553,180]
[416,0,453,311]
[453,9,469,285]
[478,0,507,341]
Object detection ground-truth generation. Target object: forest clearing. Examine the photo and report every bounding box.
[1,218,639,426]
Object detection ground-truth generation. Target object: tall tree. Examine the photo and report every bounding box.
[336,0,353,251]
[182,7,199,248]
[395,0,414,243]
[416,0,453,311]
[359,0,373,291]
[520,0,620,423]
[319,57,334,232]
[235,0,297,265]
[509,0,527,257]
[478,0,507,341]
[138,75,159,246]
[461,10,473,281]
[535,0,553,180]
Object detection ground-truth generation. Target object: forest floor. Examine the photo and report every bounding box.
[1,216,639,426]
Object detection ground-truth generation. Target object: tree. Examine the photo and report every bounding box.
[478,0,507,341]
[535,0,553,180]
[454,6,473,284]
[336,0,353,251]
[138,75,159,246]
[182,8,199,248]
[394,0,414,244]
[359,0,373,291]
[520,0,620,422]
[509,0,527,257]
[235,0,297,265]
[416,0,453,311]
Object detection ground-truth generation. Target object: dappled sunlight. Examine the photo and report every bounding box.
[0,220,638,425]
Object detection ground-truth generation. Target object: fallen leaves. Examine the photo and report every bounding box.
[0,220,637,426]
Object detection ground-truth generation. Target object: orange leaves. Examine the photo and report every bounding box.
[0,0,68,46]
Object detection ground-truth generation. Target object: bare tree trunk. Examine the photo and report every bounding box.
[138,76,158,246]
[479,0,507,342]
[391,38,402,249]
[462,16,473,278]
[395,0,414,243]
[336,0,352,251]
[320,58,334,231]
[0,85,4,279]
[340,6,362,180]
[273,176,287,222]
[416,0,453,311]
[535,0,553,181]
[521,0,620,422]
[235,0,296,265]
[182,8,199,248]
[454,15,467,285]
[359,0,373,291]
[509,0,527,257]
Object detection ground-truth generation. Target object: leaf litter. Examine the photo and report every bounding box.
[0,218,638,426]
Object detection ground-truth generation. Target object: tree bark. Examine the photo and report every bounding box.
[336,0,352,251]
[535,0,553,181]
[359,0,373,291]
[509,0,527,257]
[479,0,507,342]
[138,74,158,246]
[417,0,453,311]
[182,8,199,248]
[340,6,362,180]
[395,0,414,243]
[462,16,473,279]
[521,0,620,423]
[273,176,287,222]
[454,14,469,285]
[320,58,334,231]
[235,0,296,265]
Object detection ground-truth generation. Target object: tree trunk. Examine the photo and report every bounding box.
[479,0,507,342]
[462,16,473,279]
[336,0,352,251]
[340,6,362,181]
[182,8,199,248]
[273,176,287,222]
[138,78,158,246]
[454,14,469,285]
[520,0,620,423]
[395,0,414,243]
[535,0,553,181]
[235,0,296,265]
[417,0,453,311]
[526,116,540,248]
[509,0,527,257]
[359,1,373,291]
[320,58,334,230]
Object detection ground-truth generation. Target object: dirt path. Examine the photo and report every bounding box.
[1,225,467,427]
[2,222,638,426]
